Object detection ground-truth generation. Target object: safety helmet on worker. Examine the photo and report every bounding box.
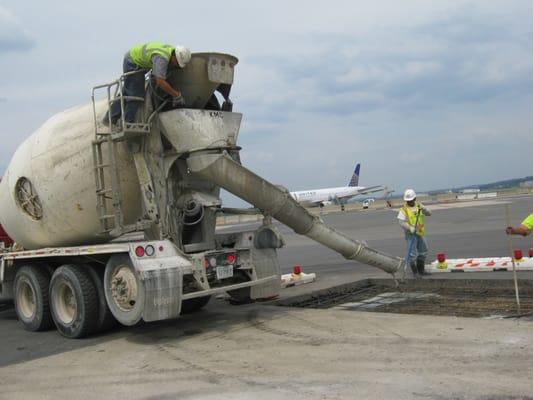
[403,189,417,201]
[175,46,191,68]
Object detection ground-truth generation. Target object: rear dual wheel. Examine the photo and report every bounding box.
[49,265,99,338]
[86,266,117,333]
[227,270,252,305]
[181,296,211,314]
[14,263,117,338]
[13,266,54,332]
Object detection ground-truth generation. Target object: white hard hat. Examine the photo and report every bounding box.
[403,188,417,201]
[175,46,191,68]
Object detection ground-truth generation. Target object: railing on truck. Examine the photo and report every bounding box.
[90,72,166,237]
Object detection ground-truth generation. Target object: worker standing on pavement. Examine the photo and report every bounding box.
[103,42,191,126]
[398,189,432,277]
[506,213,533,236]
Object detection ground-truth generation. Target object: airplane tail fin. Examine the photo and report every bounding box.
[348,163,360,187]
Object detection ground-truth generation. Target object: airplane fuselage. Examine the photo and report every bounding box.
[290,186,365,206]
[288,163,384,207]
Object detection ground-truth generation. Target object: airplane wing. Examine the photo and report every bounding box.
[356,185,385,195]
[295,198,325,207]
[332,186,385,203]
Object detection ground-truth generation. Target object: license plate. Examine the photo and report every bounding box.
[216,265,233,280]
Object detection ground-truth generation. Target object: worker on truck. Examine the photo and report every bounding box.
[397,189,431,277]
[103,42,191,126]
[506,213,533,236]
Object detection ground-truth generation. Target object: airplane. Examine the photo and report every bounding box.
[289,163,385,210]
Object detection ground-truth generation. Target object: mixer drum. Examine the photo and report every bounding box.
[0,102,142,249]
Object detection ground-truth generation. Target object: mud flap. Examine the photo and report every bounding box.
[140,267,183,322]
[0,258,14,301]
[250,248,281,299]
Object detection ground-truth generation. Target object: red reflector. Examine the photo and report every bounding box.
[529,249,533,258]
[203,258,209,268]
[226,254,236,264]
[437,253,446,263]
[514,249,523,260]
[293,265,302,275]
[159,246,164,252]
[135,246,145,257]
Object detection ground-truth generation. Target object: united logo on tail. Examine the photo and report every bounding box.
[348,163,360,187]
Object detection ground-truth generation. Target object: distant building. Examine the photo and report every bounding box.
[520,180,533,188]
[460,188,480,193]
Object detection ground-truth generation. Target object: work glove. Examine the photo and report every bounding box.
[409,226,416,234]
[419,203,431,216]
[172,95,185,107]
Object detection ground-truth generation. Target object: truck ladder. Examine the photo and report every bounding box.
[90,71,155,236]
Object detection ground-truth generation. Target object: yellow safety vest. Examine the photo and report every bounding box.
[521,213,533,232]
[402,204,425,236]
[129,42,174,69]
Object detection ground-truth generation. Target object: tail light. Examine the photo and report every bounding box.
[204,252,237,268]
[134,244,157,258]
[226,253,236,264]
[135,246,145,257]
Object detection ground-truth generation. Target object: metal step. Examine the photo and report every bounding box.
[109,125,150,141]
[96,188,113,195]
[109,220,153,237]
[94,163,110,169]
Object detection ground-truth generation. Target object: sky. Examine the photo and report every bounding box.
[1,0,532,206]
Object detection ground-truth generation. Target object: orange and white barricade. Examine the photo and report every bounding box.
[428,250,533,273]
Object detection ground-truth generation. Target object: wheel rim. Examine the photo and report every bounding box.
[17,277,36,320]
[110,265,138,312]
[53,280,77,324]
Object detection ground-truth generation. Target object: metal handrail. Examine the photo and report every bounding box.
[91,69,150,135]
[147,99,169,125]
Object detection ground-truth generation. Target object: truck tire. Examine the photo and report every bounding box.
[227,287,252,304]
[181,296,211,314]
[49,265,98,338]
[85,266,117,333]
[13,265,54,331]
[34,262,54,279]
[104,254,144,326]
[227,270,253,304]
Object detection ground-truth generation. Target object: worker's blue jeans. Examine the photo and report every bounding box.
[404,232,428,263]
[106,56,146,123]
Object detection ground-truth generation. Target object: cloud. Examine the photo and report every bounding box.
[237,7,533,124]
[0,7,34,53]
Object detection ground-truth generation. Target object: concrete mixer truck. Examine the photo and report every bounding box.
[0,52,402,338]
